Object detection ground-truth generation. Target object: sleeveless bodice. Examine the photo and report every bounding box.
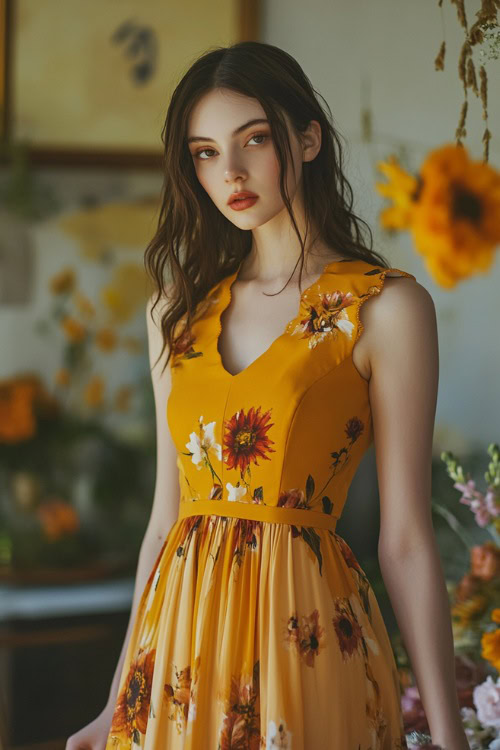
[167,258,416,530]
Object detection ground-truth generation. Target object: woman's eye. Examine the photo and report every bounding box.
[194,132,268,160]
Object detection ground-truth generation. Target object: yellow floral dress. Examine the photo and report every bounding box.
[105,257,417,750]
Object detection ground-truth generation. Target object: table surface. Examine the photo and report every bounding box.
[0,577,135,621]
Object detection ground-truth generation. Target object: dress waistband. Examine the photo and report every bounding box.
[177,499,338,531]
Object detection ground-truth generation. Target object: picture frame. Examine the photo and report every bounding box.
[0,0,260,169]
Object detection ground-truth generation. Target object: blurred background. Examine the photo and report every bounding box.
[0,1,499,748]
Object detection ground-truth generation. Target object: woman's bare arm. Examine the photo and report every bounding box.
[104,291,181,712]
[360,276,469,750]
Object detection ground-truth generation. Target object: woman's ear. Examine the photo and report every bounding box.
[302,120,322,163]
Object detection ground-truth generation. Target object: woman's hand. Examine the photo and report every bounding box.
[65,702,115,750]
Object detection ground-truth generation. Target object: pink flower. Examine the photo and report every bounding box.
[473,675,500,730]
[455,479,499,527]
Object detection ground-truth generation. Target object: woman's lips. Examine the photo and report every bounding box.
[229,196,259,211]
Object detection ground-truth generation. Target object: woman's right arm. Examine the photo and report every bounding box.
[66,291,180,749]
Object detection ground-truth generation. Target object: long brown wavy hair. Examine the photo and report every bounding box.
[145,40,390,373]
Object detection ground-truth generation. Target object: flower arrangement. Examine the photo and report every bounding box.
[0,368,156,579]
[395,444,500,749]
[0,264,156,580]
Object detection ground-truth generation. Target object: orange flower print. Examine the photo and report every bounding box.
[332,597,364,661]
[288,290,355,348]
[218,661,261,750]
[164,664,192,734]
[284,608,326,667]
[110,647,155,744]
[223,406,276,476]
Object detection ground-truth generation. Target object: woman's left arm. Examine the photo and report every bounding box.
[363,275,469,750]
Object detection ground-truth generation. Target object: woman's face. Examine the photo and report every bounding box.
[186,88,308,230]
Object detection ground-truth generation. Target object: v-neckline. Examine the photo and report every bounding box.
[214,256,356,380]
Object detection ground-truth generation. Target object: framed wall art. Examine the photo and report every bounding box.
[0,0,260,168]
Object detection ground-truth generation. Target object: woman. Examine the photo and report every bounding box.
[67,41,468,750]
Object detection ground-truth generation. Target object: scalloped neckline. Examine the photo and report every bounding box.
[214,256,357,379]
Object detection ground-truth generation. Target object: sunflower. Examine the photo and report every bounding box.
[375,155,420,230]
[376,143,500,288]
[110,647,156,743]
[331,596,365,661]
[222,406,276,475]
[412,143,500,288]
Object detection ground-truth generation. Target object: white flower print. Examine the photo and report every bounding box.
[226,482,248,502]
[185,415,222,469]
[266,717,292,748]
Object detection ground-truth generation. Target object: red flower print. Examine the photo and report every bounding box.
[110,647,156,741]
[277,488,308,510]
[331,597,364,661]
[223,406,276,475]
[345,416,364,443]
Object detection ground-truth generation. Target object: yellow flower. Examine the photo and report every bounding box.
[84,376,105,408]
[481,628,500,672]
[451,593,489,626]
[412,144,500,288]
[376,143,500,289]
[95,327,117,352]
[49,268,76,295]
[61,316,86,342]
[73,292,95,319]
[114,385,133,412]
[375,156,420,230]
[54,368,71,387]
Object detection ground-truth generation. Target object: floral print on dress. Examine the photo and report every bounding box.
[109,646,156,747]
[287,289,356,348]
[103,263,417,749]
[284,608,326,667]
[265,718,293,749]
[223,406,276,476]
[172,327,204,361]
[279,416,365,575]
[218,660,261,750]
[163,664,193,735]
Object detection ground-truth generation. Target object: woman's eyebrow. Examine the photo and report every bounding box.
[187,118,269,144]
